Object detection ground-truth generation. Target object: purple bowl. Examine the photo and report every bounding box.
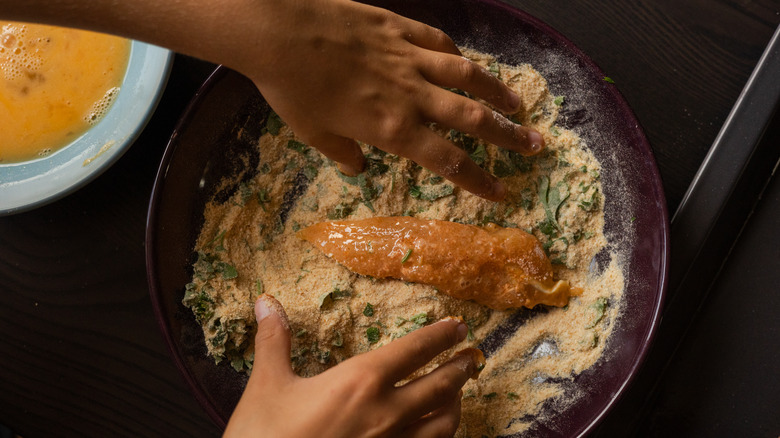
[146,0,669,435]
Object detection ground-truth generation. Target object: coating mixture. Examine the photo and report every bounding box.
[184,49,624,436]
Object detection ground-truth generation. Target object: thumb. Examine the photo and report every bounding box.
[251,294,294,379]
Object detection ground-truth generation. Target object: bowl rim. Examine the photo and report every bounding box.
[146,65,230,427]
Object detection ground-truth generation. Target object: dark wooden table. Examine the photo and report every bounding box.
[1,1,778,436]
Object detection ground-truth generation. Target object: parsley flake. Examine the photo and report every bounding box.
[401,248,413,263]
[366,327,381,344]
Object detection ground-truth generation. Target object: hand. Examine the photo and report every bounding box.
[233,0,545,201]
[1,0,544,201]
[223,294,484,438]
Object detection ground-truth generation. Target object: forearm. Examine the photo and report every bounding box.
[0,0,270,72]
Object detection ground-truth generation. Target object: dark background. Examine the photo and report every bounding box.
[1,0,778,436]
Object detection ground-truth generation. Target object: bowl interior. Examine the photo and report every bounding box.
[0,40,173,215]
[147,0,669,435]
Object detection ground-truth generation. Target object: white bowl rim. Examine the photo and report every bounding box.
[0,40,173,216]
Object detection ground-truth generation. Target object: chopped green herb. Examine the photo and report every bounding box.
[630,216,637,223]
[366,158,390,176]
[483,392,498,400]
[509,151,533,173]
[286,139,309,154]
[520,187,535,211]
[401,248,413,263]
[303,165,318,181]
[192,251,217,281]
[492,159,516,178]
[393,312,429,338]
[363,303,375,317]
[537,218,558,238]
[448,129,477,154]
[238,182,253,205]
[586,297,609,329]
[537,176,569,234]
[265,111,284,135]
[256,188,271,211]
[488,61,500,77]
[551,254,567,265]
[332,330,344,347]
[603,76,616,84]
[492,150,532,178]
[410,312,428,326]
[550,126,561,137]
[446,87,470,98]
[182,283,214,323]
[553,95,565,106]
[409,183,454,201]
[469,144,487,165]
[530,112,541,122]
[314,347,331,364]
[215,261,238,280]
[507,392,520,400]
[578,188,601,212]
[366,327,381,344]
[336,170,360,186]
[327,202,353,220]
[318,287,352,309]
[357,174,379,202]
[295,328,308,338]
[230,357,246,372]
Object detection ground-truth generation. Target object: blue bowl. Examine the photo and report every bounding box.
[0,40,173,215]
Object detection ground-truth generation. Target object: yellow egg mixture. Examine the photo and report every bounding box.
[0,22,130,163]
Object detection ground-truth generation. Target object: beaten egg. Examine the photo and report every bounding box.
[0,21,130,163]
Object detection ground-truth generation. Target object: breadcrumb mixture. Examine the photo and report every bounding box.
[184,49,624,436]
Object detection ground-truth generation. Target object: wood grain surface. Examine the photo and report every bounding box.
[0,1,778,437]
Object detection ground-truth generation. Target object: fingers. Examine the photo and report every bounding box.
[400,127,506,201]
[402,20,461,57]
[424,86,545,157]
[403,393,462,438]
[420,52,520,114]
[395,349,480,423]
[366,318,469,384]
[306,132,366,176]
[250,294,295,380]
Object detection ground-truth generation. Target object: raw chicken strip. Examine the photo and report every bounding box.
[298,217,576,310]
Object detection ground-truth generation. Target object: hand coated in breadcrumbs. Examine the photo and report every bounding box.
[297,217,577,310]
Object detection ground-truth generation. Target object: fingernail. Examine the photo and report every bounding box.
[440,316,468,342]
[455,348,487,380]
[337,155,366,176]
[255,295,272,321]
[527,131,544,155]
[507,91,521,111]
[456,321,468,342]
